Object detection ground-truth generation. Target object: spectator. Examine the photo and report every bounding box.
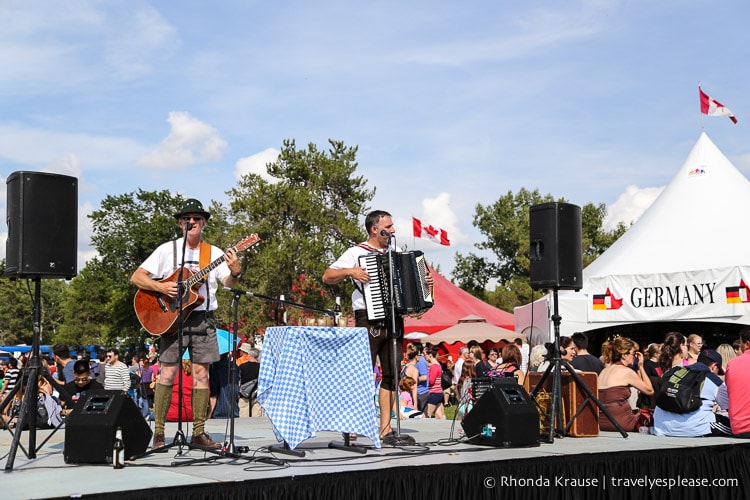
[469,345,485,377]
[653,349,731,437]
[657,332,687,373]
[95,351,107,386]
[528,344,547,372]
[442,356,455,407]
[685,334,704,365]
[400,344,420,410]
[476,347,499,379]
[1,357,20,400]
[62,359,104,415]
[452,346,469,386]
[238,344,262,418]
[515,338,530,373]
[725,327,750,437]
[52,343,75,385]
[455,359,476,419]
[424,347,445,419]
[570,332,604,374]
[537,337,576,372]
[415,343,430,412]
[637,343,662,410]
[103,348,130,391]
[140,357,156,408]
[494,344,525,386]
[398,376,421,419]
[598,337,653,432]
[715,343,736,376]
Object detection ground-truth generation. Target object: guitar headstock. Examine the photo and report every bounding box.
[235,234,261,252]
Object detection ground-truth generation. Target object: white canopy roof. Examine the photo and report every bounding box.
[516,132,750,338]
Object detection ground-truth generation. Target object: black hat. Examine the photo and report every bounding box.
[174,198,210,221]
[699,349,724,375]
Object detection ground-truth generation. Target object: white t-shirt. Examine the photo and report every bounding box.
[139,238,230,312]
[328,241,399,311]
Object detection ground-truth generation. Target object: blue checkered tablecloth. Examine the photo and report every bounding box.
[257,326,380,449]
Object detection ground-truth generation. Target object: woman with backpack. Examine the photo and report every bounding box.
[653,349,732,437]
[597,337,654,432]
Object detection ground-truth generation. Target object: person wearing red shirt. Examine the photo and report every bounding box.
[725,327,750,437]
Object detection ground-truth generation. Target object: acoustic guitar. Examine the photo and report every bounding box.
[133,234,260,336]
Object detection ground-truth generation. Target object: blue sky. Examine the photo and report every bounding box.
[1,1,749,280]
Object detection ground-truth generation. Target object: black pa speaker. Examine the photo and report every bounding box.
[6,171,78,279]
[64,391,152,464]
[529,202,582,290]
[461,381,540,447]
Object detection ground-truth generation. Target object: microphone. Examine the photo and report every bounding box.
[185,222,193,230]
[380,230,391,238]
[223,286,254,297]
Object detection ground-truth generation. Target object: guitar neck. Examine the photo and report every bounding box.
[184,245,236,288]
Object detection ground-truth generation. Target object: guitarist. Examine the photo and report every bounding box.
[130,199,242,451]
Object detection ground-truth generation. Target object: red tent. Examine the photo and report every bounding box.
[404,268,515,334]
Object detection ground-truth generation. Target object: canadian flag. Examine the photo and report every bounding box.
[412,217,450,246]
[699,86,737,124]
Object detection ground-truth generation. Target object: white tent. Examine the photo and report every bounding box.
[516,132,750,338]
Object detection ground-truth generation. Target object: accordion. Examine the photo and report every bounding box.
[359,250,434,321]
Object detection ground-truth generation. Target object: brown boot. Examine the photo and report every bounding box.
[151,432,167,452]
[190,432,221,449]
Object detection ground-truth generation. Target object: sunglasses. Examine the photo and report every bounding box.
[181,216,204,223]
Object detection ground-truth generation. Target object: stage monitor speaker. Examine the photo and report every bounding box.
[461,382,540,448]
[64,391,152,464]
[5,171,78,279]
[529,202,582,290]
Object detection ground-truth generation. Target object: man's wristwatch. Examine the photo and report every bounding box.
[231,271,242,279]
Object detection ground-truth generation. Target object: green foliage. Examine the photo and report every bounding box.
[227,139,375,334]
[452,188,628,310]
[0,260,68,345]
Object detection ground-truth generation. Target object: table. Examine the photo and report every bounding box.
[257,326,380,449]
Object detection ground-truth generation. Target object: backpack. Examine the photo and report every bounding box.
[440,366,453,390]
[655,365,707,414]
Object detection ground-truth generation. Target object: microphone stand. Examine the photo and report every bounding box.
[383,233,414,446]
[142,223,213,457]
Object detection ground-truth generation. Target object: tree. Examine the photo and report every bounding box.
[227,139,375,334]
[0,260,67,346]
[452,189,628,310]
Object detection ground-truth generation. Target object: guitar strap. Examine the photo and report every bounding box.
[172,240,211,276]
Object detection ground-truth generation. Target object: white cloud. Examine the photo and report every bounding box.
[234,148,281,183]
[416,192,465,244]
[138,112,227,169]
[0,125,145,169]
[603,185,664,231]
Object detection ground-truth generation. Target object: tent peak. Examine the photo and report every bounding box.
[457,314,488,324]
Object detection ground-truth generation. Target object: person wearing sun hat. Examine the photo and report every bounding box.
[130,198,243,450]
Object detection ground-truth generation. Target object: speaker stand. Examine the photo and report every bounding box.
[530,289,628,442]
[1,279,73,471]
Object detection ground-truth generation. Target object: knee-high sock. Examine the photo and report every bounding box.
[153,383,172,435]
[191,388,210,436]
